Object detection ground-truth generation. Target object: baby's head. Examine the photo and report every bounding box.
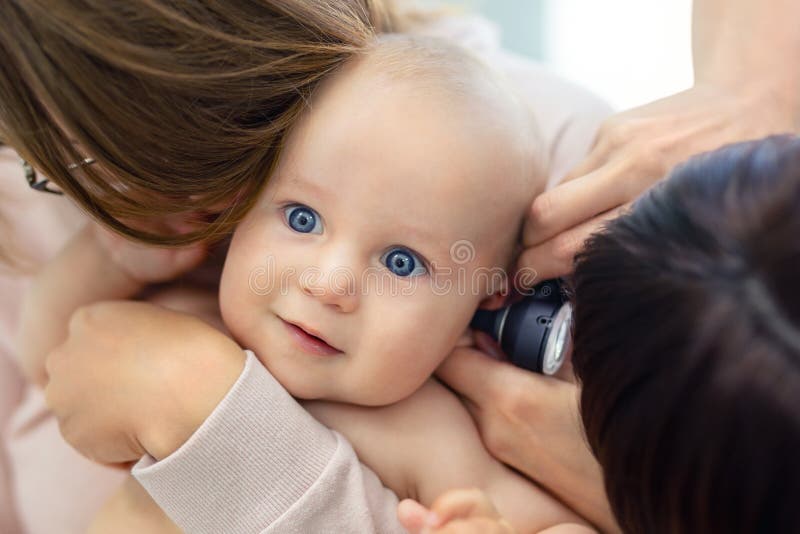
[220,35,542,405]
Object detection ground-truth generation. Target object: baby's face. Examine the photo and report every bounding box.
[220,56,534,405]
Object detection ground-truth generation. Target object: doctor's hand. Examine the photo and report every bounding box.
[519,83,798,281]
[44,301,245,465]
[435,347,619,534]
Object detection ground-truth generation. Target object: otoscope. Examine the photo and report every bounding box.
[470,279,572,375]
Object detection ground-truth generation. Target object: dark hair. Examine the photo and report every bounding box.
[571,135,800,533]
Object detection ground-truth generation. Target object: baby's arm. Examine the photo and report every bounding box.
[87,475,182,534]
[85,286,222,534]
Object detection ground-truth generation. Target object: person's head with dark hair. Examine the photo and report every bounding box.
[571,134,800,533]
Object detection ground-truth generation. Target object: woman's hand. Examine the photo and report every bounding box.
[44,300,245,465]
[519,83,798,280]
[398,488,515,534]
[435,348,619,534]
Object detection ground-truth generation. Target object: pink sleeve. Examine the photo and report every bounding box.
[133,351,405,534]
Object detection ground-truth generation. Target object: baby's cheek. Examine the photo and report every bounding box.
[388,336,446,383]
[219,277,256,342]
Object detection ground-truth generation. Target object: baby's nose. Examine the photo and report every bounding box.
[299,265,358,313]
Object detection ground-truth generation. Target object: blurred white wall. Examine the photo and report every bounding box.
[444,0,694,111]
[542,0,693,110]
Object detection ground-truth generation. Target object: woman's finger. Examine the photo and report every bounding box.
[556,139,612,186]
[516,203,630,282]
[435,347,520,406]
[523,158,634,248]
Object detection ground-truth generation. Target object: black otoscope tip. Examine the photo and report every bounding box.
[469,280,568,374]
[470,308,502,338]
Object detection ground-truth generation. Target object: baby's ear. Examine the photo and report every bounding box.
[478,291,507,311]
[478,271,510,311]
[455,328,475,348]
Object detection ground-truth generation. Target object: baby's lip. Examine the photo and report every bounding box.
[282,317,342,353]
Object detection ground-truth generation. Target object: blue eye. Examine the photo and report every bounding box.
[381,248,428,278]
[284,205,322,234]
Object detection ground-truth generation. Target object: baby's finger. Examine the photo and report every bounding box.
[429,487,500,524]
[397,498,433,534]
[435,518,515,534]
[516,204,629,283]
[523,159,632,248]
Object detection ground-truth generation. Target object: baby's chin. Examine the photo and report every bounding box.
[289,384,411,406]
[281,371,425,407]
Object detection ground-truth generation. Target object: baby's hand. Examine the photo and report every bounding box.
[397,488,515,534]
[92,223,206,285]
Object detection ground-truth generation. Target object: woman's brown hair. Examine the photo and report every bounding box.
[0,0,415,245]
[571,135,800,533]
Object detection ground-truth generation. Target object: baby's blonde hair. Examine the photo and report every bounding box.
[355,34,546,269]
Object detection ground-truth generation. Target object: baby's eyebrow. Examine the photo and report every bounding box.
[392,223,437,248]
[390,223,456,262]
[283,172,336,200]
[284,173,329,196]
[284,172,456,263]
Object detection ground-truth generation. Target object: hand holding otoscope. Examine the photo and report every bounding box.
[470,280,572,375]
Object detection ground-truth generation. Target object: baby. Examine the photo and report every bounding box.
[22,35,591,533]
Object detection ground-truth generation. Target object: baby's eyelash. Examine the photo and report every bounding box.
[408,247,432,272]
[393,245,434,275]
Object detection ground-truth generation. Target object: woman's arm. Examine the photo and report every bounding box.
[519,0,800,279]
[692,0,800,103]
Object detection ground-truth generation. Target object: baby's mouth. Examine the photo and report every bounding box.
[280,318,343,356]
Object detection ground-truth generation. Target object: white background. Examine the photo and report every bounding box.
[445,0,695,111]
